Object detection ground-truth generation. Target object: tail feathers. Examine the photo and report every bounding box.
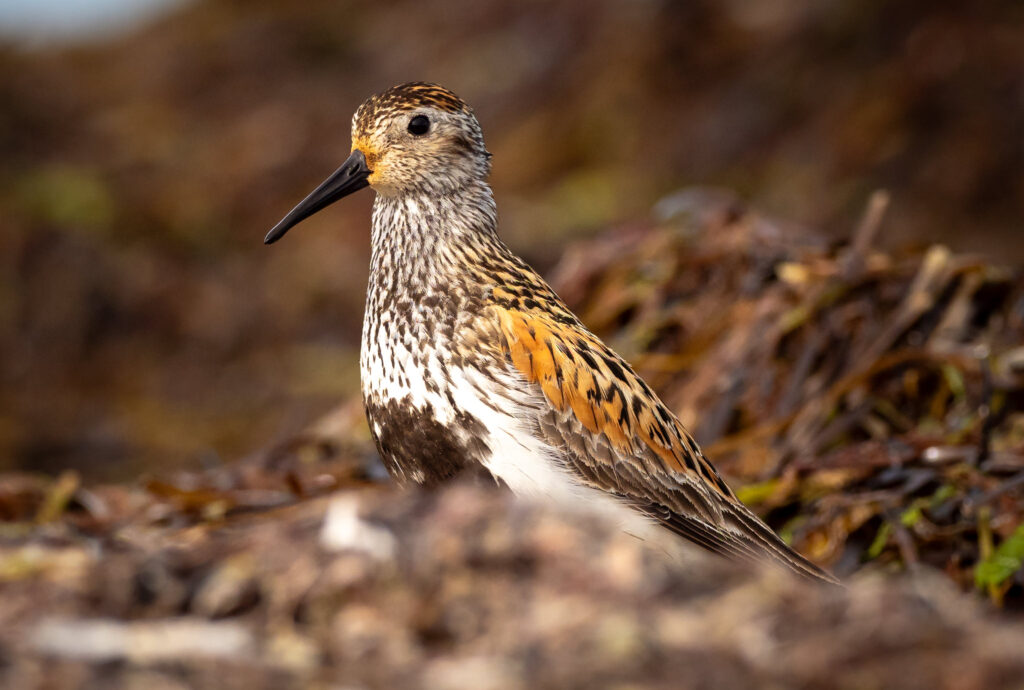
[724,505,840,585]
[649,502,840,585]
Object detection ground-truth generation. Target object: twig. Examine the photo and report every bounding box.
[843,190,890,279]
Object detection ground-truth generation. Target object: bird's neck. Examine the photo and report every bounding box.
[368,180,502,285]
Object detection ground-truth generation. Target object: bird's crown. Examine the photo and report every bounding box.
[353,82,471,132]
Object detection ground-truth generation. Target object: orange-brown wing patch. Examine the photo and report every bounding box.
[492,299,737,502]
[487,285,837,583]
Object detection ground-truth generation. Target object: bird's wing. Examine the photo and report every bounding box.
[489,291,837,584]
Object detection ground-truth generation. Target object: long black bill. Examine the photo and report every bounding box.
[264,149,371,244]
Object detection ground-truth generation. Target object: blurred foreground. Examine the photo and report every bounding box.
[3,482,1024,690]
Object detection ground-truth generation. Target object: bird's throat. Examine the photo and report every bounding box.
[368,181,500,283]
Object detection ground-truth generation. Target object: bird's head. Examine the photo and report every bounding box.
[266,82,490,244]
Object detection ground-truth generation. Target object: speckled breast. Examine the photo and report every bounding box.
[359,279,495,486]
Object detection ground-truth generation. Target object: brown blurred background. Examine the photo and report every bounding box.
[1,0,1022,480]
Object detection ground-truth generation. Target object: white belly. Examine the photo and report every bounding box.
[361,310,700,562]
[445,365,701,560]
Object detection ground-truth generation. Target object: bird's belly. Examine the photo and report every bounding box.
[359,325,693,559]
[362,331,567,493]
[394,361,678,541]
[360,329,488,484]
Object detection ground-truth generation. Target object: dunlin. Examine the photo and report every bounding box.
[266,82,836,583]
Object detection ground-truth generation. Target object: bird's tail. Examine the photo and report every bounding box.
[724,504,841,585]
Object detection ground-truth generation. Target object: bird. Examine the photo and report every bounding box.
[265,82,838,584]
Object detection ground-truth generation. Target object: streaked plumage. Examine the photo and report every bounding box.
[267,82,838,584]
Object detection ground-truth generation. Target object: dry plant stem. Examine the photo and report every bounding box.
[843,190,890,280]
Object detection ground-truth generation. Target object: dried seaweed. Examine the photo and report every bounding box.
[550,189,1024,603]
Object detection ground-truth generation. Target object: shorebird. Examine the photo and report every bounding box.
[266,82,837,584]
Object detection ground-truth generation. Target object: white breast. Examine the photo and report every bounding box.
[360,296,457,428]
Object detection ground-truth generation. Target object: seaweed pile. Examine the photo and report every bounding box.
[552,189,1024,603]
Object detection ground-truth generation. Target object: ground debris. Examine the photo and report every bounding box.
[30,618,255,663]
[1,484,1024,689]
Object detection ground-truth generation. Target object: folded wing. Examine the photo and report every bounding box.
[491,294,837,584]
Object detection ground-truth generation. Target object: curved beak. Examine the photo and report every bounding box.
[264,149,371,245]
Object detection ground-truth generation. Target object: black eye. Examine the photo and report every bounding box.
[407,115,430,136]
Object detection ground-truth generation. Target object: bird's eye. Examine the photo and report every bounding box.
[407,115,430,136]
